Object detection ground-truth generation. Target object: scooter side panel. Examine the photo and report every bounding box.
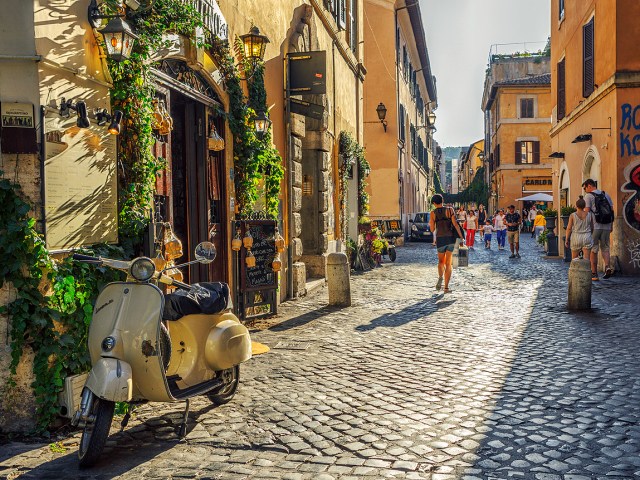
[86,358,132,402]
[89,283,173,402]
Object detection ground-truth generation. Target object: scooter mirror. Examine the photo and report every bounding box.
[194,241,216,264]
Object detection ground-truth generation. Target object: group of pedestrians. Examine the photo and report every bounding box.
[428,177,616,293]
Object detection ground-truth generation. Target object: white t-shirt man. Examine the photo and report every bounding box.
[584,189,614,231]
[528,208,537,222]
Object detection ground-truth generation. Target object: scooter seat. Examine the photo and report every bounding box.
[163,282,230,321]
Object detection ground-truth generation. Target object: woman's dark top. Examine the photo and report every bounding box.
[434,207,456,247]
[478,209,486,225]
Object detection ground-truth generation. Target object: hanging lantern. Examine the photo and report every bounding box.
[271,253,282,272]
[245,250,256,267]
[151,250,167,271]
[275,230,285,253]
[231,230,242,251]
[208,124,225,151]
[243,231,254,249]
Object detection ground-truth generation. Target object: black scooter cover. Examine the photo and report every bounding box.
[163,282,229,321]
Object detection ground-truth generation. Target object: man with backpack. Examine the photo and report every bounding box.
[582,179,614,281]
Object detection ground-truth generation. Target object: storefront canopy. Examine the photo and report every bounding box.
[515,193,553,202]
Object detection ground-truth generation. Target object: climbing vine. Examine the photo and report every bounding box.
[0,174,124,432]
[339,131,370,238]
[210,38,284,219]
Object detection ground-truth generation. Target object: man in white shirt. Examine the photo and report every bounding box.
[528,206,538,237]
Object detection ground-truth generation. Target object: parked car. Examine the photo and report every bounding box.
[410,212,433,242]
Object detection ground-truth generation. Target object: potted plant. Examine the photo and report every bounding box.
[543,208,558,230]
[537,229,549,250]
[560,205,577,228]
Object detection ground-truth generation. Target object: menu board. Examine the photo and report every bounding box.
[241,220,277,291]
[44,111,118,251]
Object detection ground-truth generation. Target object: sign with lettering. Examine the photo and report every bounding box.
[288,51,327,95]
[522,177,552,191]
[290,97,325,120]
[240,220,277,291]
[0,102,38,153]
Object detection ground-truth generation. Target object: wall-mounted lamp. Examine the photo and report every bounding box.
[88,0,138,62]
[239,26,270,78]
[254,110,272,139]
[549,151,565,158]
[95,108,111,126]
[108,110,123,135]
[572,134,592,143]
[376,102,388,132]
[58,98,90,128]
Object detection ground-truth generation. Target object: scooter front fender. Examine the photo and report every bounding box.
[86,358,133,402]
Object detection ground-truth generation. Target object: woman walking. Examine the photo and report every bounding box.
[565,197,595,263]
[465,210,478,248]
[533,210,546,241]
[493,209,507,250]
[430,194,464,294]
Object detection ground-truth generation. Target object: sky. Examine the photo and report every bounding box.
[420,0,551,148]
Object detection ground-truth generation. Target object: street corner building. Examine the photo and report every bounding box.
[550,0,640,274]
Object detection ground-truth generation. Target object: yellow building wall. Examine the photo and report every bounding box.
[493,86,553,210]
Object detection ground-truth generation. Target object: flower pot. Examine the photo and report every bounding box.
[560,215,570,229]
[545,216,557,230]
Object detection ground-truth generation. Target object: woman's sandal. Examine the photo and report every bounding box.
[435,277,443,291]
[444,287,452,294]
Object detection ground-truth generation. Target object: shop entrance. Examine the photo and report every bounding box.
[152,61,227,285]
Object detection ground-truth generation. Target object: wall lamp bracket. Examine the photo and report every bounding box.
[549,151,565,158]
[88,0,125,29]
[591,116,612,137]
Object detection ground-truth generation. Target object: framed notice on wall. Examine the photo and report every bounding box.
[0,102,38,153]
[44,110,118,251]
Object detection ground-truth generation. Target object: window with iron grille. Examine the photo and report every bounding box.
[515,141,540,165]
[583,17,595,98]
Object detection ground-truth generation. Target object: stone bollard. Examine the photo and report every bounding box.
[326,252,351,307]
[567,258,592,310]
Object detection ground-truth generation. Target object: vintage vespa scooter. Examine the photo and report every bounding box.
[70,242,252,467]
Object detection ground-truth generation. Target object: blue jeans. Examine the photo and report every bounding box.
[496,229,506,248]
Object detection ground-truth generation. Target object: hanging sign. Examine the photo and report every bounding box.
[289,98,325,120]
[0,102,38,153]
[288,51,327,95]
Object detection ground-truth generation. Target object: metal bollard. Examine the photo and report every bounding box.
[567,258,592,310]
[326,252,351,307]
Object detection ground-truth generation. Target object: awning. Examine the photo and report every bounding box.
[515,193,553,202]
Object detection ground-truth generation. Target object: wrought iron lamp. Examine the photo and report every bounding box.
[88,0,138,62]
[254,111,272,139]
[239,26,270,76]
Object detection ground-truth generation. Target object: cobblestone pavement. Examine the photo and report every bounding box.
[2,235,640,480]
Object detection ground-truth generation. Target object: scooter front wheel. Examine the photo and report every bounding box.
[388,246,397,262]
[78,397,114,468]
[208,365,240,405]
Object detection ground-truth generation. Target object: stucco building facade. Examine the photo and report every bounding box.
[549,0,640,274]
[362,0,437,237]
[482,54,553,213]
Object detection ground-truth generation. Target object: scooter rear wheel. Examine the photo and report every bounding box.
[388,246,397,262]
[78,397,114,468]
[208,365,240,405]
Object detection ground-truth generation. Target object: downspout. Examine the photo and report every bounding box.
[39,106,47,242]
[285,56,294,299]
[394,6,402,234]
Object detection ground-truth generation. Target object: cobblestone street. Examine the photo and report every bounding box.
[2,236,640,480]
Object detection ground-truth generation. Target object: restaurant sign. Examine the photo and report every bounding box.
[522,177,552,191]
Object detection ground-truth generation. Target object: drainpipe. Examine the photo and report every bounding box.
[285,56,294,299]
[39,106,47,242]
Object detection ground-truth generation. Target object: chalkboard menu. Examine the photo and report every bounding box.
[240,220,277,291]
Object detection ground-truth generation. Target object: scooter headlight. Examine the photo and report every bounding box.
[130,257,156,282]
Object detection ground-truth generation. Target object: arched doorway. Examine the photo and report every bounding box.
[582,146,601,186]
[559,161,570,208]
[151,58,228,284]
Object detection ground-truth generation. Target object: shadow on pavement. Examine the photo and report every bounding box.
[355,296,456,331]
[267,305,339,332]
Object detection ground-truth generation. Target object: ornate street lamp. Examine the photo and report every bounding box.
[427,111,436,127]
[240,26,270,66]
[376,102,388,132]
[88,0,138,62]
[254,111,272,139]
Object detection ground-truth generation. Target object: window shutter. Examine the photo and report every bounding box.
[496,144,500,167]
[557,59,566,120]
[583,18,595,98]
[533,141,540,164]
[515,141,521,164]
[338,0,347,29]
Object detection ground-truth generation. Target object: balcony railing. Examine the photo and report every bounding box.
[180,0,228,40]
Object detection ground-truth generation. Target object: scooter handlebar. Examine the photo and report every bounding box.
[72,253,102,264]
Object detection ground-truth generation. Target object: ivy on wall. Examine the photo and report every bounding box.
[0,174,124,432]
[444,166,489,207]
[338,131,370,237]
[211,38,284,219]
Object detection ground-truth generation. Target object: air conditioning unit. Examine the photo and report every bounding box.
[58,373,88,418]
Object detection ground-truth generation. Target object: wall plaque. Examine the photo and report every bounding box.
[0,102,38,153]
